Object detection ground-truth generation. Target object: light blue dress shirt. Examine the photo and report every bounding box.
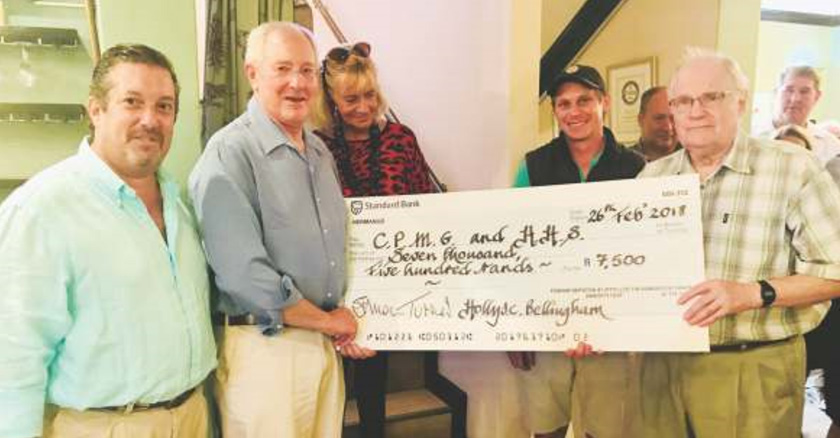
[0,140,217,438]
[189,97,347,333]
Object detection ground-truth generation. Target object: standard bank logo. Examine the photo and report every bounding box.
[350,200,363,215]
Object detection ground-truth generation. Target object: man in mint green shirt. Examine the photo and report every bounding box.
[0,44,216,438]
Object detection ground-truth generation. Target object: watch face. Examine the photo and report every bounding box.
[760,281,776,307]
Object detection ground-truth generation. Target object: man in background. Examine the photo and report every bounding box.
[765,65,840,164]
[629,85,679,161]
[764,64,840,438]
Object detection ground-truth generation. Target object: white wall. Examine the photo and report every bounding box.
[507,2,542,176]
[830,27,840,123]
[312,0,513,191]
[540,0,587,52]
[717,0,762,130]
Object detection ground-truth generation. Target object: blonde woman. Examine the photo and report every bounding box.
[313,42,434,197]
[312,41,435,438]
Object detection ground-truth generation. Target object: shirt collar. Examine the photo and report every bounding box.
[718,132,752,175]
[671,132,752,176]
[77,138,130,203]
[246,97,325,158]
[77,137,179,205]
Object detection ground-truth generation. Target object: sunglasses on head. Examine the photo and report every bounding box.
[326,42,371,64]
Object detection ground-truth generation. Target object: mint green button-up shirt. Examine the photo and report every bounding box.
[0,140,216,438]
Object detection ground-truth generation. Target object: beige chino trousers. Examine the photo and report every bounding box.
[43,387,208,438]
[216,325,345,438]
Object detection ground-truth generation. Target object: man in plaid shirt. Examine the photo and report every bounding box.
[639,48,840,438]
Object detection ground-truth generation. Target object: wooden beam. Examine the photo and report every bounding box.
[539,0,626,98]
[84,0,100,62]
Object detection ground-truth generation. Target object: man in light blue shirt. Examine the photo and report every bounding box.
[190,22,368,438]
[0,44,216,438]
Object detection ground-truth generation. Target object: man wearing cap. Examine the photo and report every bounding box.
[507,64,645,438]
[629,86,680,161]
[640,48,840,438]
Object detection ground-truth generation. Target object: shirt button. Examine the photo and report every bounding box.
[323,228,328,234]
[330,261,336,267]
[316,197,321,203]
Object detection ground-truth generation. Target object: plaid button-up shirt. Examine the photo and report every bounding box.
[639,133,840,345]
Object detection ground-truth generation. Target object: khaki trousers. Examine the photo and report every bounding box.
[515,352,643,437]
[43,387,208,438]
[515,352,575,433]
[216,326,345,438]
[641,336,806,438]
[573,353,643,438]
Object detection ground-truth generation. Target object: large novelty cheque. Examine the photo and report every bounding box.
[345,175,709,352]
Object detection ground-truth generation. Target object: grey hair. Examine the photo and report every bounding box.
[778,65,821,92]
[669,47,750,97]
[244,21,317,66]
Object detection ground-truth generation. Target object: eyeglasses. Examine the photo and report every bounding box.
[271,64,317,81]
[668,91,734,114]
[326,42,371,64]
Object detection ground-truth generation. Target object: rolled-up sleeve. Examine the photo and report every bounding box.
[189,141,303,331]
[0,205,70,438]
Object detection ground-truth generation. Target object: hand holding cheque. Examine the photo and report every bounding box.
[344,175,710,352]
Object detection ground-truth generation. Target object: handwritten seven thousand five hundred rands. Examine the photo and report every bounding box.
[356,198,688,278]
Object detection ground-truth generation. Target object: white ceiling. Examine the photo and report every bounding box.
[762,0,840,16]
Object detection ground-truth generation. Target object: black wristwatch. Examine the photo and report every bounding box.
[758,280,776,308]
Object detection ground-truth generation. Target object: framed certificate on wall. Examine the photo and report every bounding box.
[607,57,657,144]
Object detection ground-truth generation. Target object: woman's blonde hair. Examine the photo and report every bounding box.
[311,45,389,133]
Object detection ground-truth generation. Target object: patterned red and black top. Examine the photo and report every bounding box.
[315,122,435,197]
